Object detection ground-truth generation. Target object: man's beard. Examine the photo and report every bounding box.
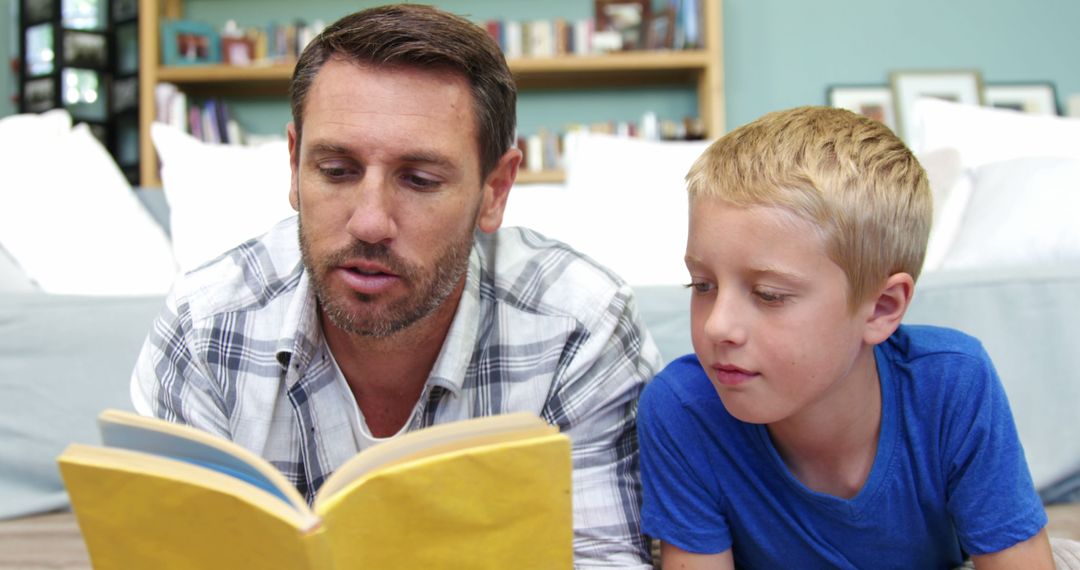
[299,219,474,338]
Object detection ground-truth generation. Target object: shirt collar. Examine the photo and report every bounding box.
[276,269,322,383]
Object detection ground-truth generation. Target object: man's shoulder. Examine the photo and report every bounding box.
[170,216,304,319]
[477,226,635,322]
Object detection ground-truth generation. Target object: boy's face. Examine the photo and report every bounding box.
[685,198,878,426]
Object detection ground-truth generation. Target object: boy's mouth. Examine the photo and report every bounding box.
[710,363,757,387]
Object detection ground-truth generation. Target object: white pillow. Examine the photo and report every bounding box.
[909,98,1080,169]
[940,156,1080,270]
[917,147,966,273]
[0,117,177,295]
[151,124,296,271]
[535,133,711,286]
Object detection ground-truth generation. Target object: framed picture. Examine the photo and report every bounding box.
[24,0,55,24]
[644,6,676,50]
[983,83,1058,116]
[890,69,983,142]
[827,85,896,132]
[594,0,650,50]
[63,31,108,69]
[23,77,56,112]
[112,0,137,21]
[161,20,221,66]
[112,76,138,113]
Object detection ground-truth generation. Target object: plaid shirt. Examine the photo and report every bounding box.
[131,216,663,568]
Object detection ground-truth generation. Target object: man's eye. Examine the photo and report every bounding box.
[318,164,355,180]
[683,281,714,294]
[402,172,441,191]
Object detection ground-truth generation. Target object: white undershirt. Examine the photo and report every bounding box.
[322,337,421,452]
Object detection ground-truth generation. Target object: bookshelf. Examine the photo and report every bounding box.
[138,0,724,187]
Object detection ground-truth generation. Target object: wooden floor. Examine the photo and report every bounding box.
[0,512,89,569]
[0,504,1078,568]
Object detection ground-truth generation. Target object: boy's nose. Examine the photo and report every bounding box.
[703,294,748,346]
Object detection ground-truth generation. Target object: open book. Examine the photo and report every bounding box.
[58,409,572,570]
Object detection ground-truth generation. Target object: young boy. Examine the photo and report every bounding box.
[638,106,1053,569]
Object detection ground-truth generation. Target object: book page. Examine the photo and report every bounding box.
[315,412,556,504]
[98,409,309,514]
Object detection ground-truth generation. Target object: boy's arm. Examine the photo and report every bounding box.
[661,542,733,570]
[971,528,1054,570]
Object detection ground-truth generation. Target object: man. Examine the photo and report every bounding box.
[131,4,662,567]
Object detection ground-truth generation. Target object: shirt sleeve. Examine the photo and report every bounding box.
[544,284,663,569]
[942,346,1048,555]
[638,369,732,554]
[129,290,231,439]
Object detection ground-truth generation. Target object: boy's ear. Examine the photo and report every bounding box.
[863,273,915,345]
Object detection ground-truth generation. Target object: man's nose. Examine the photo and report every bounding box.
[345,177,396,245]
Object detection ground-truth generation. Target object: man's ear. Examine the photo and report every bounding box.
[476,147,522,234]
[863,272,915,345]
[287,122,300,212]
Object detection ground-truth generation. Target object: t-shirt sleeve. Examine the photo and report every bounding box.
[638,367,732,554]
[941,346,1048,555]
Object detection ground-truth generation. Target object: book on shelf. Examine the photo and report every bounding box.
[58,409,573,570]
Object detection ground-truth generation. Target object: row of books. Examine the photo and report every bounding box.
[485,0,704,57]
[161,18,324,67]
[154,82,244,144]
[519,114,707,172]
[220,19,326,65]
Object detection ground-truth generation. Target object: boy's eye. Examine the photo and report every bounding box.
[753,288,789,304]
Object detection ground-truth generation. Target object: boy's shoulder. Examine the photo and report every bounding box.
[885,323,989,365]
[882,323,998,404]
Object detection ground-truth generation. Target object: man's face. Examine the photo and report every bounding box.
[287,58,509,338]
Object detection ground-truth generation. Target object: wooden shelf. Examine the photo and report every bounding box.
[138,0,724,186]
[516,169,566,185]
[155,50,710,87]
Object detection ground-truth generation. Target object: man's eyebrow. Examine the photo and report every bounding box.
[401,151,454,168]
[309,142,351,155]
[306,144,454,169]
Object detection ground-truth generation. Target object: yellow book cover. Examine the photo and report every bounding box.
[57,409,572,570]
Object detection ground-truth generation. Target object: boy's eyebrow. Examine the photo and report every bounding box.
[749,265,810,284]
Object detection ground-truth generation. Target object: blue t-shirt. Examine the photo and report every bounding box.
[639,325,1046,569]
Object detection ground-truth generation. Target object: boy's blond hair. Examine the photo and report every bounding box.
[686,106,932,309]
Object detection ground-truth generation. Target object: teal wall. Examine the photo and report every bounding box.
[724,0,1080,129]
[3,0,1080,134]
[1,0,15,117]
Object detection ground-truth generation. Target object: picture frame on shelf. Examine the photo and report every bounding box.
[890,69,983,142]
[644,6,676,51]
[826,84,896,132]
[983,82,1058,116]
[160,20,221,66]
[594,0,651,50]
